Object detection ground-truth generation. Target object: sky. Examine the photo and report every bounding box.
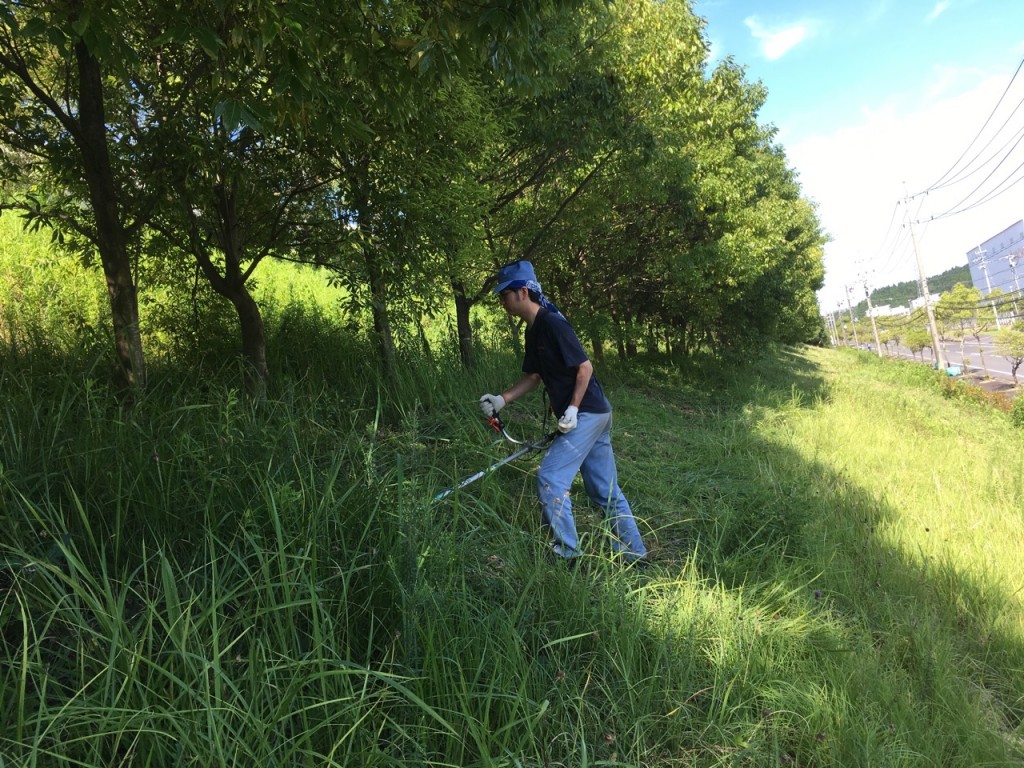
[693,0,1024,312]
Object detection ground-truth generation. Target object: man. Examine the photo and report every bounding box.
[479,260,647,565]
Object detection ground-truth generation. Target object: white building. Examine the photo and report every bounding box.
[869,304,910,318]
[909,294,940,310]
[968,220,1024,296]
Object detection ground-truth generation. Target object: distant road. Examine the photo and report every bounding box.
[849,336,1020,385]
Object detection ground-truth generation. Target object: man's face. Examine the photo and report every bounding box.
[498,286,527,316]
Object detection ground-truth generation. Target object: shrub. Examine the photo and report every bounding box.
[1011,395,1024,428]
[939,378,1012,413]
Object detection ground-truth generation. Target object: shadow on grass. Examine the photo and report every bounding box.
[604,344,1024,765]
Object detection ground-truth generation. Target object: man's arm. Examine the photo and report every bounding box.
[569,360,593,409]
[502,372,542,404]
[554,359,592,433]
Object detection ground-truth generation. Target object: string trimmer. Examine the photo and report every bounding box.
[433,415,557,503]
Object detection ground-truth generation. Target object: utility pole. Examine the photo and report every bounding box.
[844,284,860,347]
[821,312,835,346]
[973,246,1001,329]
[862,277,883,357]
[904,188,946,368]
[1008,251,1022,293]
[1008,251,1021,318]
[834,310,847,344]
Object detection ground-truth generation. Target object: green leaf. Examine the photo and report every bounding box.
[214,99,242,131]
[70,9,91,39]
[153,25,193,46]
[20,17,49,38]
[214,99,266,134]
[261,17,280,46]
[195,26,223,59]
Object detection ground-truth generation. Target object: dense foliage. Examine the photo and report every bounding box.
[0,0,825,393]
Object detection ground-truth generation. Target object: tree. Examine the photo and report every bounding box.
[0,0,154,388]
[126,0,581,393]
[970,287,1004,378]
[134,1,383,393]
[935,283,981,370]
[877,325,896,357]
[0,0,596,392]
[994,321,1024,385]
[0,0,831,385]
[555,0,707,357]
[439,1,635,366]
[521,0,824,358]
[902,327,932,362]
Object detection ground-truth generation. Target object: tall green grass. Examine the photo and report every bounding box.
[3,292,1024,765]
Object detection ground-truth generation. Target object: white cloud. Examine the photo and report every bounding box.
[927,1,952,22]
[744,16,816,61]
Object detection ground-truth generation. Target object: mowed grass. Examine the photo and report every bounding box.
[2,335,1023,766]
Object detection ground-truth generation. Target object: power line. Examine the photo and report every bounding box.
[922,55,1024,194]
[874,199,901,254]
[931,288,1024,312]
[872,209,914,281]
[926,127,1024,220]
[928,107,1024,193]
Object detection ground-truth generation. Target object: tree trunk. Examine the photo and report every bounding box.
[189,250,270,396]
[613,324,626,360]
[365,248,398,393]
[452,281,475,368]
[214,183,269,395]
[625,309,638,358]
[506,313,523,356]
[415,315,433,360]
[226,283,269,397]
[588,325,604,365]
[609,302,626,360]
[645,326,658,354]
[183,184,270,396]
[75,38,145,390]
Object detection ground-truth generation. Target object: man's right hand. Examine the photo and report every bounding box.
[479,394,506,417]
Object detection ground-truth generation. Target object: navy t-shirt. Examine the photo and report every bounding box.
[523,308,611,417]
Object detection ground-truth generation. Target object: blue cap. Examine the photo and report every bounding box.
[493,260,537,293]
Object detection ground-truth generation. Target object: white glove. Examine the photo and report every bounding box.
[558,405,578,433]
[479,394,506,417]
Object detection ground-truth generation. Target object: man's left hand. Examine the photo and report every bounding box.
[558,405,578,433]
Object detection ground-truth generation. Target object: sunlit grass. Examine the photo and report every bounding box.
[786,348,1024,593]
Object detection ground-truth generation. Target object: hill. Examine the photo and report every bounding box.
[851,263,972,317]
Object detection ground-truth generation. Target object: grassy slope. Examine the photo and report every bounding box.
[2,340,1023,766]
[603,346,1024,766]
